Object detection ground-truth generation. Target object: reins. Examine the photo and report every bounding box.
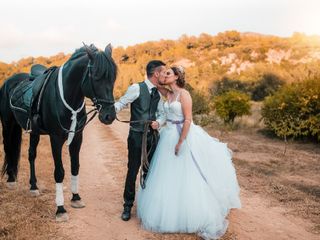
[55,103,100,135]
[115,115,158,189]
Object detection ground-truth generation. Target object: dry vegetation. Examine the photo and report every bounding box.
[213,128,320,234]
[0,131,70,240]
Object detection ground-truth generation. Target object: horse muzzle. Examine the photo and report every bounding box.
[98,111,116,125]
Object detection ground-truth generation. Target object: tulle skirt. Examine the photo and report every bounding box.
[137,122,241,239]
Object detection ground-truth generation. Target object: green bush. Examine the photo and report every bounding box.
[191,91,211,115]
[261,79,320,141]
[211,77,252,96]
[252,73,285,101]
[186,84,211,115]
[213,90,251,124]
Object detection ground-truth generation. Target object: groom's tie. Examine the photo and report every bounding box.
[151,87,159,99]
[150,87,160,121]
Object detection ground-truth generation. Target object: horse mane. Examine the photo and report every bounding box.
[93,49,118,82]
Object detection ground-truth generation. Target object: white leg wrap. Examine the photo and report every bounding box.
[55,183,64,206]
[71,175,79,194]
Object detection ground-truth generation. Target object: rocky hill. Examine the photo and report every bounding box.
[1,31,320,98]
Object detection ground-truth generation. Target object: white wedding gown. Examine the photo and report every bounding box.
[137,98,241,240]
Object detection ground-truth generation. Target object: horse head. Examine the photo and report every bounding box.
[81,43,118,125]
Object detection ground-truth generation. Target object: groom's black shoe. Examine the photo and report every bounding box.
[121,206,131,221]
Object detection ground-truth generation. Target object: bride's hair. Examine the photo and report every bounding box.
[171,66,185,88]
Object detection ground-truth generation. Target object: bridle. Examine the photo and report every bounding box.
[82,60,115,113]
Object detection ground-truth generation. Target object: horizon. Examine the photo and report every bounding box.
[1,0,320,63]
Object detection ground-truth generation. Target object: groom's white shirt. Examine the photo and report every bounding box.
[114,79,166,127]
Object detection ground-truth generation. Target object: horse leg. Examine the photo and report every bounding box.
[1,120,22,189]
[28,134,40,196]
[69,132,85,208]
[49,134,68,222]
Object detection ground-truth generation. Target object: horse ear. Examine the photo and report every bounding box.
[105,43,112,56]
[83,42,94,61]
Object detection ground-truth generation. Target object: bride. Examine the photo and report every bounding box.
[137,66,241,239]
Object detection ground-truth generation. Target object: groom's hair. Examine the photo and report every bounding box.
[146,60,166,78]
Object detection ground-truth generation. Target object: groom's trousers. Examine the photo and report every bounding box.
[123,128,159,208]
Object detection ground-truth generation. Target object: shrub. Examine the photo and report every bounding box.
[261,79,320,141]
[211,77,252,96]
[216,31,241,49]
[186,84,211,115]
[213,90,251,124]
[252,73,285,101]
[191,91,211,115]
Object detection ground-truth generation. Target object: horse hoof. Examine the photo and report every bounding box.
[71,200,86,208]
[6,182,17,189]
[56,213,69,222]
[30,189,40,197]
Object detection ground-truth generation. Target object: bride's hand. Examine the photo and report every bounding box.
[175,142,182,155]
[150,121,159,130]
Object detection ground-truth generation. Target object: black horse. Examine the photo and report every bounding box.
[0,44,117,221]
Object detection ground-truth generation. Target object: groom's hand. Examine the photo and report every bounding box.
[150,121,159,130]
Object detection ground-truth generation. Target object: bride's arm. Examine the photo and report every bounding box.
[175,90,192,155]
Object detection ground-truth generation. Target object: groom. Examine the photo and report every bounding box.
[114,60,167,221]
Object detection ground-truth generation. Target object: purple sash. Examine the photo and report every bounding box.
[167,119,208,184]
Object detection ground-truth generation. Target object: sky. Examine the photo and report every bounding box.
[0,0,320,63]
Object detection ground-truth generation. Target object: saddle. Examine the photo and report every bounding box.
[10,66,58,133]
[29,64,48,80]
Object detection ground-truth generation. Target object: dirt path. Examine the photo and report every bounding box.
[60,118,154,240]
[59,118,318,240]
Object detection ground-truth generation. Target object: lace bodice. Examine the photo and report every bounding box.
[164,100,185,122]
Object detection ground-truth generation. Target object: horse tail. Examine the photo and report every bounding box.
[0,80,22,181]
[1,122,22,180]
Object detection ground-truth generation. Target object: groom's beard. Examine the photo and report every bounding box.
[157,77,166,86]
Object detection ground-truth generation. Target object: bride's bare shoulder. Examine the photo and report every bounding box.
[181,89,191,98]
[180,89,192,104]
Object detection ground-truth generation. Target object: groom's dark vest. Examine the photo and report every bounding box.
[130,81,160,132]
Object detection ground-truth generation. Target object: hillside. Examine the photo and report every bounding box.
[1,31,320,98]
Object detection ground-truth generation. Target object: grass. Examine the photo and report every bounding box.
[0,131,70,240]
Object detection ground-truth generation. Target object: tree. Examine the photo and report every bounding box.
[213,90,251,124]
[216,31,241,49]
